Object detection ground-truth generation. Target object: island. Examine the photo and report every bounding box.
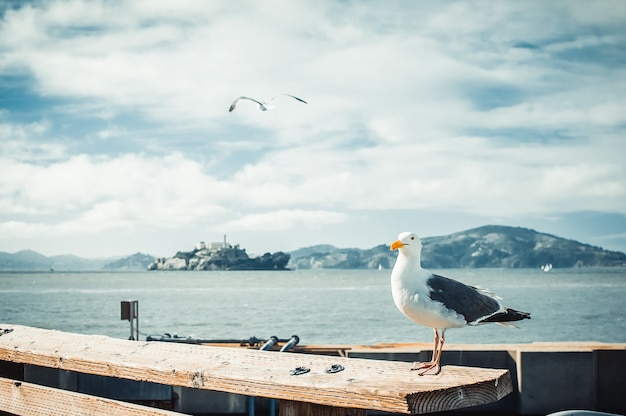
[147,238,290,271]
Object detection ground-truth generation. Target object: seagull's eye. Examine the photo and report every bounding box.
[410,236,415,240]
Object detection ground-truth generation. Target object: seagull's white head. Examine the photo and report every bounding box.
[390,232,422,257]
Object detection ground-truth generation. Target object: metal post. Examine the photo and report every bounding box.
[121,300,139,341]
[247,395,255,416]
[134,301,139,340]
[279,335,299,352]
[260,336,278,351]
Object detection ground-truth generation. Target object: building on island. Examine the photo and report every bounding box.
[195,235,232,251]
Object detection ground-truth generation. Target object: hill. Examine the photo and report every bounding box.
[102,253,155,271]
[2,225,625,271]
[0,250,50,271]
[0,250,109,271]
[287,225,626,269]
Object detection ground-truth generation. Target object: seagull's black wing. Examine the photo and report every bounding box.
[427,274,503,324]
[427,274,530,325]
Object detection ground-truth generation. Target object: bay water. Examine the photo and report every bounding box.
[1,268,625,346]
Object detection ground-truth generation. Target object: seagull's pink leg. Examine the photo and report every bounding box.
[416,330,445,375]
[411,329,440,371]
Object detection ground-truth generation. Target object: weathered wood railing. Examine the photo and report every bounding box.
[0,325,512,415]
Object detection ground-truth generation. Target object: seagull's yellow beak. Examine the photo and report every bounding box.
[390,240,405,251]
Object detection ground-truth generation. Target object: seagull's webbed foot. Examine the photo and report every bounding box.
[416,362,441,376]
[410,361,441,375]
[410,361,434,371]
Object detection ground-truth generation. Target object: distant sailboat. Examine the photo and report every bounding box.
[378,264,383,270]
[541,263,552,272]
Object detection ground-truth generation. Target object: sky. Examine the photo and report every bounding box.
[1,0,626,258]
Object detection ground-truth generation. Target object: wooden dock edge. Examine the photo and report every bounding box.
[0,324,512,415]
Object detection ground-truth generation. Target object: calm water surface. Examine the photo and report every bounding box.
[1,268,624,345]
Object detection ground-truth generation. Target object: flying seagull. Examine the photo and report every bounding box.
[228,94,308,112]
[390,232,530,375]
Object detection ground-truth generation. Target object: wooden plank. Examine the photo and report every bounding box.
[0,376,185,416]
[0,325,512,414]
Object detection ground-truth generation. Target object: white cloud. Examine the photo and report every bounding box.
[95,124,126,140]
[0,120,67,162]
[215,209,347,232]
[0,152,231,230]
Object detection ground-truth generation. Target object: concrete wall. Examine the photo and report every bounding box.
[516,351,595,414]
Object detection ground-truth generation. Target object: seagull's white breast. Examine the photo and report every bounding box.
[391,258,466,329]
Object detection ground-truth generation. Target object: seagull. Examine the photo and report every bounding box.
[390,231,530,375]
[228,94,308,112]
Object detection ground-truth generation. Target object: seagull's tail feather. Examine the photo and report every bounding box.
[482,307,531,325]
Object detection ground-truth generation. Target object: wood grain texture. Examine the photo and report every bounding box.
[0,325,512,414]
[0,377,185,416]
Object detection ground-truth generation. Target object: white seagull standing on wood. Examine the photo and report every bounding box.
[228,94,308,112]
[390,232,530,375]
